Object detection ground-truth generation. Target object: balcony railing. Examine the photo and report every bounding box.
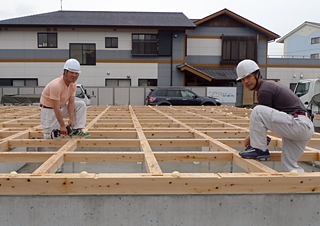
[268,55,320,59]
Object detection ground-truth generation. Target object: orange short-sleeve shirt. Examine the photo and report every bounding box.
[40,76,76,107]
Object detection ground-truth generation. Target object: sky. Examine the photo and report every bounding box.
[1,0,320,56]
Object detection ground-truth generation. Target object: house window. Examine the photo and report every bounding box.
[105,37,118,48]
[0,79,38,86]
[138,79,157,86]
[132,34,158,55]
[310,53,319,59]
[105,79,131,87]
[38,33,57,48]
[311,37,320,44]
[221,36,257,64]
[70,43,96,65]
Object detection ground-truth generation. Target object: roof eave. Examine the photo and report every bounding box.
[0,24,196,29]
[194,8,279,41]
[277,22,320,43]
[177,64,213,82]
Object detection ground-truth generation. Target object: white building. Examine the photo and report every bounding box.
[277,21,320,59]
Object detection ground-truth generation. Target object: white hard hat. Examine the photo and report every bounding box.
[236,59,259,81]
[63,58,81,73]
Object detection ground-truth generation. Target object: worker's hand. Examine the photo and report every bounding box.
[60,125,68,135]
[244,135,250,147]
[68,119,74,128]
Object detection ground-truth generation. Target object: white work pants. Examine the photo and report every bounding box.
[40,101,87,139]
[249,105,314,172]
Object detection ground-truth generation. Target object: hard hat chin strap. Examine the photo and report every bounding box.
[249,72,261,91]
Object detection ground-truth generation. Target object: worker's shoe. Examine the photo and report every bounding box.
[240,147,270,160]
[241,136,271,153]
[71,129,90,137]
[240,145,253,153]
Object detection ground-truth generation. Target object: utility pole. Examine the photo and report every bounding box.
[60,0,62,10]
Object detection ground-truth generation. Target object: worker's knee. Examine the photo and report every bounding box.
[75,101,86,109]
[251,105,272,118]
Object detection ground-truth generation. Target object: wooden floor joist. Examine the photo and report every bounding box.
[0,105,320,194]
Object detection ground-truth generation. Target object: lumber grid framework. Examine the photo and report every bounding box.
[0,105,320,195]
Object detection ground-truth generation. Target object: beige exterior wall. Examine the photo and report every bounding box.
[0,28,156,50]
[186,38,221,56]
[0,62,158,86]
[0,28,159,86]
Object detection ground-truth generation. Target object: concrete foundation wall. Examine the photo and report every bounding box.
[0,194,319,226]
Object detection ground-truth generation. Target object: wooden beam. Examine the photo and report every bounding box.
[0,173,320,195]
[32,139,78,175]
[129,106,162,175]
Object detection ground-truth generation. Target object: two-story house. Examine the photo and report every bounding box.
[0,8,282,106]
[0,11,195,87]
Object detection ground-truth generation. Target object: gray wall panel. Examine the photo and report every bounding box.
[172,66,184,86]
[98,88,113,105]
[19,87,36,94]
[51,50,69,58]
[157,63,171,86]
[0,49,25,58]
[190,87,206,96]
[114,88,129,105]
[3,87,18,95]
[35,87,44,94]
[0,49,69,59]
[129,87,145,105]
[157,63,184,86]
[0,49,139,60]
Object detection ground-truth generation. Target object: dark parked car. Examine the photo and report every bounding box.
[146,87,221,106]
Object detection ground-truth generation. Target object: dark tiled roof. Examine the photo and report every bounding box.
[0,11,196,28]
[177,63,237,80]
[195,67,237,80]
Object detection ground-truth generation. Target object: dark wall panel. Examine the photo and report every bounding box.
[158,30,172,56]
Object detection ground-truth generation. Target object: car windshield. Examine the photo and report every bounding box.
[76,86,84,98]
[181,90,196,98]
[294,82,310,97]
